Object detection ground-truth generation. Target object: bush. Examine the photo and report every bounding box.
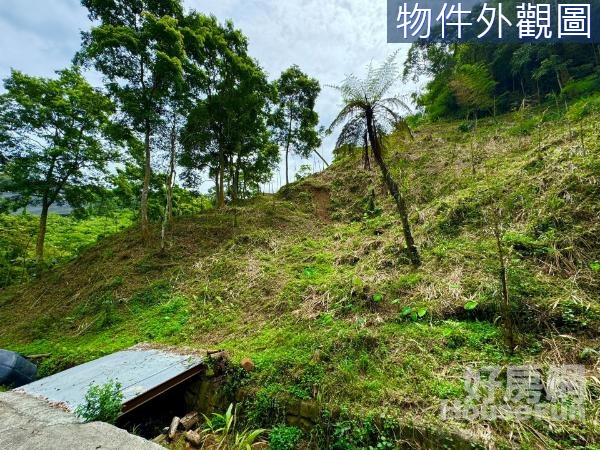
[270,425,303,450]
[566,95,600,120]
[75,380,123,424]
[561,76,600,100]
[247,390,286,428]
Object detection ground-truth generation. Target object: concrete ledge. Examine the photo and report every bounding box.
[0,392,163,450]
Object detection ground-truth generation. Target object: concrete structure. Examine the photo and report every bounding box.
[17,346,204,414]
[0,345,210,449]
[0,391,162,450]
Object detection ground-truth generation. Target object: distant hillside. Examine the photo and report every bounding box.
[1,192,72,215]
[1,100,598,449]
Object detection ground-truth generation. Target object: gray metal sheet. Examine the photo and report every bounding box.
[16,348,203,412]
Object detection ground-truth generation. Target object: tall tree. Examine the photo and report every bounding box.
[272,66,321,185]
[78,0,186,239]
[329,54,421,267]
[180,16,277,207]
[450,63,496,122]
[0,68,119,262]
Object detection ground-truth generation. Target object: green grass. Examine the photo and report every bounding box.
[0,210,134,287]
[1,101,599,448]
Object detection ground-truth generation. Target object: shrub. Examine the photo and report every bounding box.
[247,390,286,428]
[270,425,303,450]
[75,380,123,424]
[561,76,600,100]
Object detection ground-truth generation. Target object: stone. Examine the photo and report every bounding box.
[299,400,320,422]
[184,430,202,447]
[168,416,180,440]
[180,412,199,431]
[240,357,255,372]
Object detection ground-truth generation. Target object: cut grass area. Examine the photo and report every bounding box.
[0,103,599,448]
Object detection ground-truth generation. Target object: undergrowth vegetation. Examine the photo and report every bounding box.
[0,210,133,287]
[0,99,599,449]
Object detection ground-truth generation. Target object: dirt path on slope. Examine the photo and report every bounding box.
[312,187,331,222]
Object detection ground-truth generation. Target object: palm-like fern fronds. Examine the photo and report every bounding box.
[334,114,366,150]
[328,52,421,267]
[328,51,410,137]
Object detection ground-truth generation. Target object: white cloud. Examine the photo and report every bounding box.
[0,0,88,78]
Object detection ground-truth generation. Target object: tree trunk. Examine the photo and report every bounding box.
[556,71,563,92]
[363,131,371,170]
[214,172,220,206]
[232,151,240,204]
[365,110,420,267]
[218,147,225,208]
[285,145,290,186]
[36,198,50,264]
[313,149,330,168]
[141,119,152,239]
[493,214,515,353]
[166,120,176,222]
[161,120,177,254]
[285,109,293,185]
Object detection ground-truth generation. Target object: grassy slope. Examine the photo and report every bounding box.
[0,102,599,449]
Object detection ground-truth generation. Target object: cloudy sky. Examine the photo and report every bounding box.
[0,0,418,189]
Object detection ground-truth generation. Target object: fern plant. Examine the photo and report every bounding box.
[328,52,420,266]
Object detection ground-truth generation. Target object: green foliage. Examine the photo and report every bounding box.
[0,211,133,287]
[561,76,600,100]
[269,425,303,450]
[450,63,496,116]
[78,0,187,231]
[464,300,479,311]
[75,380,123,424]
[129,280,172,306]
[394,273,422,290]
[328,52,420,266]
[1,86,600,450]
[371,293,384,303]
[405,40,600,119]
[566,95,600,121]
[79,0,185,132]
[0,68,120,260]
[203,404,266,450]
[295,164,313,181]
[246,391,286,428]
[399,306,428,321]
[179,16,279,204]
[324,411,397,450]
[559,299,599,331]
[272,65,321,184]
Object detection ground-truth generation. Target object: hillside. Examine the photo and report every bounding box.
[1,103,599,449]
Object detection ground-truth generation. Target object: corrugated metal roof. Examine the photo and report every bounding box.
[17,347,204,414]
